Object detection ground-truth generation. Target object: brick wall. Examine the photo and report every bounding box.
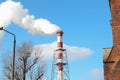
[103,0,120,80]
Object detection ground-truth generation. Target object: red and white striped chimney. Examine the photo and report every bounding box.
[57,31,63,48]
[56,31,64,80]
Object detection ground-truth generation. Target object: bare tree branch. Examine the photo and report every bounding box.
[2,40,46,80]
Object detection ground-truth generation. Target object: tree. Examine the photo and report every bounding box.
[2,41,46,80]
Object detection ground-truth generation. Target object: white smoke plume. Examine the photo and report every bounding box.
[33,42,93,60]
[0,0,61,36]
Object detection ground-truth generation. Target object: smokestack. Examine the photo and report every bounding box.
[56,31,64,80]
[51,31,70,80]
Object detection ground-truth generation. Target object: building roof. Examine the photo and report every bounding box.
[103,48,112,61]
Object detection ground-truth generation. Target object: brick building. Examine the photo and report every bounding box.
[103,0,120,80]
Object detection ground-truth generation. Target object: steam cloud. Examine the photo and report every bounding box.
[0,0,61,35]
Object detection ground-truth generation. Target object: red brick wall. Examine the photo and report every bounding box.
[104,46,120,80]
[103,0,120,80]
[110,0,120,45]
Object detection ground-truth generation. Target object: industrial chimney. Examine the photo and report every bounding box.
[51,31,70,80]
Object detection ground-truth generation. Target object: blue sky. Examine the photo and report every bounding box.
[0,0,112,80]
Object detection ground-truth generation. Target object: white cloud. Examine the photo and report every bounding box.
[33,41,93,60]
[88,68,103,78]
